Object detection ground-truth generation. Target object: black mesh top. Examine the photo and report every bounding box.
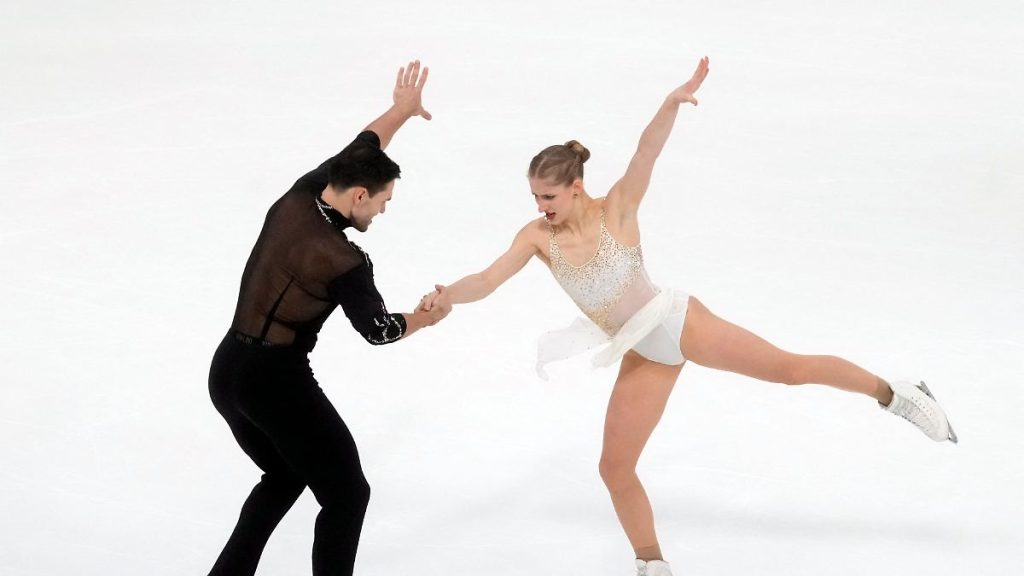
[229,131,407,352]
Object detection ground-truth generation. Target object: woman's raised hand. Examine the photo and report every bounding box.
[668,56,709,106]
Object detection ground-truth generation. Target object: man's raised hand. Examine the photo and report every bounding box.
[395,60,432,120]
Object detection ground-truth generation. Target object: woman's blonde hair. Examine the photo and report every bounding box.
[527,140,591,185]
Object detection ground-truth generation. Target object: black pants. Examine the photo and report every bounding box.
[207,333,370,576]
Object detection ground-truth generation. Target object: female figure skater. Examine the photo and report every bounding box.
[419,57,956,576]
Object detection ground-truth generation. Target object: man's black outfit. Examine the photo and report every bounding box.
[208,131,403,576]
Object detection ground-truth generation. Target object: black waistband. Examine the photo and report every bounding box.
[230,330,279,348]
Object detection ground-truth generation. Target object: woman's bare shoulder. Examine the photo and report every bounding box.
[518,216,551,241]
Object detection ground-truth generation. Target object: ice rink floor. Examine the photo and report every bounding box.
[3,1,1022,574]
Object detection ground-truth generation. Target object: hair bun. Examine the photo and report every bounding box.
[564,140,591,163]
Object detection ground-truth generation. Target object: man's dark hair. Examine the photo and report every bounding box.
[327,145,401,196]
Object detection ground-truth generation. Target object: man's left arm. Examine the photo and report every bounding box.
[292,60,432,189]
[328,261,408,345]
[364,59,432,150]
[328,259,449,345]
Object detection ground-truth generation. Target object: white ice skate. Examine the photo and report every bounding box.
[882,380,958,443]
[636,558,673,576]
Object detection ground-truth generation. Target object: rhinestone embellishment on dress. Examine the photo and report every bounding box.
[549,211,643,333]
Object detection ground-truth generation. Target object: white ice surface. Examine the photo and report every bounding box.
[2,1,1023,574]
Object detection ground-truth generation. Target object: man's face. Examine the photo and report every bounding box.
[351,180,395,232]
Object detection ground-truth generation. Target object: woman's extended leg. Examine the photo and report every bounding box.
[679,297,892,403]
[600,351,684,561]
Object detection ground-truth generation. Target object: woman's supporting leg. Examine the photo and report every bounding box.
[679,297,892,403]
[600,351,684,561]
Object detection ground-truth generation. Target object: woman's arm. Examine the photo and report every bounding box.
[421,223,540,310]
[607,57,709,220]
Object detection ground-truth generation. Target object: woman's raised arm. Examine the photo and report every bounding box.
[607,56,709,221]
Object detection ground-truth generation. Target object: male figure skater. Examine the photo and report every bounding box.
[207,60,446,576]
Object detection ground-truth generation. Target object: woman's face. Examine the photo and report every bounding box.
[529,178,578,226]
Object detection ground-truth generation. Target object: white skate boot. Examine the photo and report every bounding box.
[882,380,958,443]
[635,558,673,576]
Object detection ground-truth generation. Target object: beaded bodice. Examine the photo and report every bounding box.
[548,210,657,335]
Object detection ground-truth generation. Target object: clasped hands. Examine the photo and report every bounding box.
[417,284,451,325]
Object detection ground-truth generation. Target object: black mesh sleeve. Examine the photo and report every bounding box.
[296,131,382,189]
[327,262,406,345]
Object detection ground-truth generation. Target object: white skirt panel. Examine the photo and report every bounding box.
[535,289,689,380]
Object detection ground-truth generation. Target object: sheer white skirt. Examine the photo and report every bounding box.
[535,288,689,380]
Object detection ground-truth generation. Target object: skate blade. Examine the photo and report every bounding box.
[918,381,959,444]
[917,380,936,400]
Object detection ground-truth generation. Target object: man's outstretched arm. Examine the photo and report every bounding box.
[365,59,432,150]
